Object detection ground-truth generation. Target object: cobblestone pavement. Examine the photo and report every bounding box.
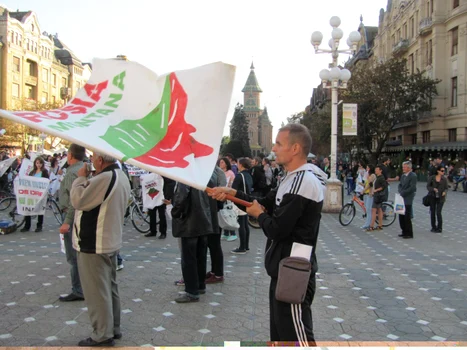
[0,183,466,346]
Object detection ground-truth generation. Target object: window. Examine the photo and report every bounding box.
[411,134,417,145]
[403,23,408,38]
[451,77,458,107]
[13,56,20,72]
[61,77,67,87]
[415,49,419,71]
[52,73,57,86]
[26,59,37,76]
[452,27,458,56]
[453,0,459,8]
[41,91,48,103]
[409,54,414,74]
[12,83,20,98]
[42,68,48,83]
[426,39,432,65]
[422,131,430,143]
[52,96,56,104]
[448,129,457,142]
[410,17,415,38]
[26,85,36,100]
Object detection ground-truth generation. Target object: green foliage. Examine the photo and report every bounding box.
[222,139,246,159]
[229,104,251,157]
[343,58,440,162]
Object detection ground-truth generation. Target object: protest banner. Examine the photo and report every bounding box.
[0,157,17,177]
[0,59,235,190]
[127,164,149,177]
[18,158,34,177]
[14,176,50,216]
[140,173,164,210]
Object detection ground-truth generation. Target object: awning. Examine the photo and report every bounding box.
[383,141,467,152]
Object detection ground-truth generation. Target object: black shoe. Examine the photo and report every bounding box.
[402,236,413,239]
[158,234,166,239]
[144,232,157,237]
[113,333,122,340]
[436,229,442,233]
[175,295,199,303]
[20,228,30,232]
[398,234,405,237]
[430,228,437,233]
[35,227,42,232]
[231,248,247,254]
[78,337,115,347]
[199,289,206,295]
[59,293,85,302]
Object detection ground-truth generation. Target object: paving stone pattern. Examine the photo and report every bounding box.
[0,183,466,346]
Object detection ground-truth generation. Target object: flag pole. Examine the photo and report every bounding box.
[205,188,252,208]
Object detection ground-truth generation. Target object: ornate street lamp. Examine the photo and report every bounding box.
[311,16,361,211]
[39,132,47,152]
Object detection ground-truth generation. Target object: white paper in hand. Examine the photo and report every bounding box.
[59,234,65,254]
[290,242,313,261]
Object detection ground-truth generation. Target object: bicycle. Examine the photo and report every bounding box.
[0,196,25,229]
[124,187,152,233]
[339,192,396,227]
[46,191,63,225]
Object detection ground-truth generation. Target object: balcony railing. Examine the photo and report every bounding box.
[24,75,38,86]
[419,17,433,35]
[392,39,410,56]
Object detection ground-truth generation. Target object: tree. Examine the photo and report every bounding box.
[343,58,440,162]
[222,140,245,159]
[219,135,230,155]
[229,104,251,157]
[1,99,67,155]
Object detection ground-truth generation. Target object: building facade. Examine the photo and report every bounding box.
[0,7,90,152]
[349,0,467,163]
[241,63,273,156]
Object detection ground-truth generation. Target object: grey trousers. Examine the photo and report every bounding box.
[77,251,121,342]
[63,229,83,297]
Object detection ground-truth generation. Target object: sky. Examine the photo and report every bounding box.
[2,0,388,136]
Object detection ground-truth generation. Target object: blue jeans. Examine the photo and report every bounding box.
[363,195,373,228]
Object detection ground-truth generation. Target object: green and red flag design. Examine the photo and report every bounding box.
[0,59,236,190]
[100,73,213,168]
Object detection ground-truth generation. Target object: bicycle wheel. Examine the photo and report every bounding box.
[380,203,396,227]
[248,215,261,229]
[49,198,63,225]
[0,197,15,211]
[9,205,25,229]
[131,204,150,233]
[339,203,356,226]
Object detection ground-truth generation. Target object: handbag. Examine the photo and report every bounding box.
[422,193,432,207]
[394,193,406,215]
[275,257,312,304]
[233,173,248,216]
[217,201,240,230]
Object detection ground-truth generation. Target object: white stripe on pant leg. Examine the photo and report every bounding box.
[297,304,309,346]
[291,304,305,347]
[295,304,308,347]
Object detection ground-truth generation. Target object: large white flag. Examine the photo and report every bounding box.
[0,60,236,190]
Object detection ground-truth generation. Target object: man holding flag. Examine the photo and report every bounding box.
[209,124,326,346]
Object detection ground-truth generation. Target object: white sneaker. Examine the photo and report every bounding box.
[116,264,124,271]
[227,235,238,242]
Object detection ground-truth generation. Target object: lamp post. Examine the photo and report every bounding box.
[311,16,361,212]
[39,132,47,153]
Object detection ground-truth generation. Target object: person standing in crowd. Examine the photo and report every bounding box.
[262,158,273,192]
[205,166,227,284]
[58,144,86,302]
[145,175,175,239]
[250,156,267,196]
[71,152,130,347]
[429,156,443,176]
[398,161,417,239]
[321,157,331,179]
[230,158,253,254]
[20,157,49,233]
[427,165,448,233]
[210,123,325,345]
[368,165,387,231]
[362,165,375,230]
[345,166,354,195]
[217,157,237,241]
[171,171,218,303]
[224,153,238,175]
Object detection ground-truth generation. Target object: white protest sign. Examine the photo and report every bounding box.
[14,176,50,216]
[141,173,164,210]
[127,164,149,177]
[18,158,34,177]
[0,157,17,177]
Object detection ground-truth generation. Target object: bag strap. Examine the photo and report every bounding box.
[240,172,246,194]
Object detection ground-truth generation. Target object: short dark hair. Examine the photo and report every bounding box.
[68,144,86,161]
[375,164,383,171]
[263,158,271,165]
[278,123,312,157]
[436,165,445,172]
[224,153,236,161]
[367,164,375,175]
[238,157,251,170]
[381,156,390,163]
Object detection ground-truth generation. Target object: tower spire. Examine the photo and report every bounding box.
[250,61,255,70]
